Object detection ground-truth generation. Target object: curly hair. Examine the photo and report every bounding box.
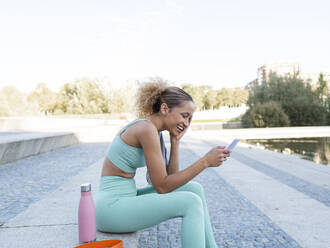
[135,79,193,117]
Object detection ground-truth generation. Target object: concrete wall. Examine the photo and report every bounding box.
[193,106,247,120]
[191,121,242,130]
[0,117,125,164]
[0,132,79,165]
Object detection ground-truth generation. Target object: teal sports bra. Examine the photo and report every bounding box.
[107,119,149,174]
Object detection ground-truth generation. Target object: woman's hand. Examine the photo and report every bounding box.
[203,146,231,167]
[170,128,187,144]
[170,118,192,144]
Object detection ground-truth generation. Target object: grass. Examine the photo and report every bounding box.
[192,118,241,123]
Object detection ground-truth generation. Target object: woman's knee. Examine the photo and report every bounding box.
[180,192,204,214]
[182,181,205,198]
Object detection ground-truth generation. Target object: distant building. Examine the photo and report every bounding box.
[257,62,300,84]
[249,62,330,87]
[299,72,330,87]
[245,79,258,90]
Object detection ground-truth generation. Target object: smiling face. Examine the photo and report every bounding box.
[162,100,195,135]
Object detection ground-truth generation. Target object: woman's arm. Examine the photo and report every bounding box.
[166,138,179,175]
[166,116,190,175]
[138,122,229,194]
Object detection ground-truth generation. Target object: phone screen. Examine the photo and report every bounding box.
[226,138,240,150]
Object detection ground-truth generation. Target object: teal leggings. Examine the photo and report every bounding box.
[94,176,217,248]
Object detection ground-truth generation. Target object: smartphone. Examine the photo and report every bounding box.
[226,138,240,150]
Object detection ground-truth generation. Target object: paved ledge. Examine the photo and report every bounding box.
[191,121,242,130]
[0,123,123,165]
[0,132,79,165]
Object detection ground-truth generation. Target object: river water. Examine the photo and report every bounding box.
[242,137,330,165]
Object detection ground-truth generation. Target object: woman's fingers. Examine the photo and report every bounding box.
[216,145,225,149]
[205,146,232,167]
[217,149,230,164]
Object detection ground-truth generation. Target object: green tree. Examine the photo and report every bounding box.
[327,95,330,124]
[314,73,330,124]
[203,89,217,110]
[182,84,207,110]
[54,82,81,114]
[315,73,329,107]
[232,87,249,107]
[53,79,109,114]
[242,101,290,128]
[0,86,28,116]
[107,81,137,114]
[246,73,327,126]
[283,97,327,126]
[0,95,10,116]
[76,78,108,114]
[27,83,57,115]
[181,84,248,110]
[216,88,233,107]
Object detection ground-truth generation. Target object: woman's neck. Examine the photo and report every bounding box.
[146,114,166,132]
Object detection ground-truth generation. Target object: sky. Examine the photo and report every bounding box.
[0,0,329,93]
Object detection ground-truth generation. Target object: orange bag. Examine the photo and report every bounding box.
[74,240,123,248]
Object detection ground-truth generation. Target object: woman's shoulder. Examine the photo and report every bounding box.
[135,119,156,131]
[131,119,158,140]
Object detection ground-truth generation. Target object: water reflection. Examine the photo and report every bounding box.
[242,137,330,166]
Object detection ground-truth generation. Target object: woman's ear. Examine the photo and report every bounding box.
[160,103,169,115]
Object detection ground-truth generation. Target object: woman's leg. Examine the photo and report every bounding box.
[137,181,218,248]
[96,190,205,248]
[177,182,218,248]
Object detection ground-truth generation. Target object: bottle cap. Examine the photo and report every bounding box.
[81,183,91,192]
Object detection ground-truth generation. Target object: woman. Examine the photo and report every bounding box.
[94,81,230,248]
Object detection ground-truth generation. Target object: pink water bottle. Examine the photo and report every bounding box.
[78,183,96,243]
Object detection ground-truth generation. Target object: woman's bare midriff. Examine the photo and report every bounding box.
[101,157,135,178]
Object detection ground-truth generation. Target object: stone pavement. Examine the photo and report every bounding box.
[1,128,330,247]
[182,132,330,248]
[0,142,111,225]
[139,147,302,248]
[0,146,143,248]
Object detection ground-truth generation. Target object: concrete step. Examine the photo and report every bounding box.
[0,123,123,165]
[0,132,79,165]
